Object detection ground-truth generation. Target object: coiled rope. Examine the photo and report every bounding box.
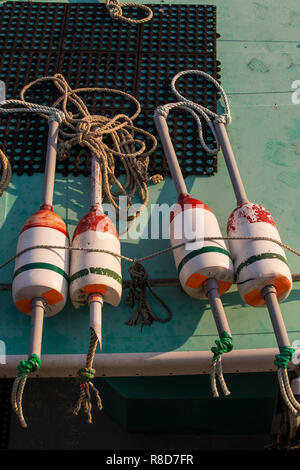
[106,0,153,24]
[0,74,161,219]
[20,74,161,221]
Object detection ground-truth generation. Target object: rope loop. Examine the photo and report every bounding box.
[106,0,153,24]
[156,69,232,157]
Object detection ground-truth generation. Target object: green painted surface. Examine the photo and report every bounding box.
[0,0,300,361]
[97,373,278,433]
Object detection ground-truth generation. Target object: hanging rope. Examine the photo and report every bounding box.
[210,331,233,398]
[11,354,41,428]
[73,329,103,424]
[275,347,300,416]
[125,262,172,328]
[106,0,153,24]
[18,74,160,222]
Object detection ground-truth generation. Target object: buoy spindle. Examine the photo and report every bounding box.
[91,153,103,211]
[42,119,59,208]
[155,106,234,398]
[154,114,188,197]
[29,298,46,358]
[89,293,103,351]
[214,121,248,206]
[204,278,231,337]
[262,285,290,348]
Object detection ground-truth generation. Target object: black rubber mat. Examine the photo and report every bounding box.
[0,2,220,177]
[0,379,12,449]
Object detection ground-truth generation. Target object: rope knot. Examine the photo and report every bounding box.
[275,346,295,369]
[48,111,65,125]
[154,106,169,119]
[211,331,233,362]
[76,367,96,382]
[109,6,122,18]
[214,113,232,127]
[17,354,41,377]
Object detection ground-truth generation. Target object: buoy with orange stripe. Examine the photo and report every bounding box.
[69,154,122,347]
[212,120,293,312]
[170,194,234,299]
[70,151,122,423]
[11,116,69,428]
[212,115,296,383]
[154,106,234,398]
[212,115,300,414]
[12,206,69,316]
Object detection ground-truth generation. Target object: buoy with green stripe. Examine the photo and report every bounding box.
[154,104,234,398]
[199,68,298,414]
[11,115,69,427]
[69,149,122,423]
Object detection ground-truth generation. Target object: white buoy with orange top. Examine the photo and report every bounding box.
[69,150,122,423]
[154,99,235,397]
[10,111,69,427]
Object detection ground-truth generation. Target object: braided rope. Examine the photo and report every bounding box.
[0,148,11,196]
[278,369,298,416]
[105,0,153,24]
[0,235,299,274]
[73,329,103,424]
[11,354,41,428]
[210,332,232,398]
[19,74,160,222]
[155,69,232,156]
[0,99,64,196]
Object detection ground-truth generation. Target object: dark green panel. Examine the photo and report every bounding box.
[96,373,278,434]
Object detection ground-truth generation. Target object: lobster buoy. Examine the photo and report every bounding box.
[227,202,292,307]
[12,205,70,317]
[69,209,122,309]
[170,194,234,299]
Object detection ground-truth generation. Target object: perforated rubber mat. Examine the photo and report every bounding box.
[0,379,12,449]
[0,2,220,177]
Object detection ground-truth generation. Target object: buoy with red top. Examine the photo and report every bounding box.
[154,103,234,398]
[11,114,69,427]
[70,151,122,423]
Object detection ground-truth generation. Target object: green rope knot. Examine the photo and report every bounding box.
[274,346,295,369]
[17,354,41,377]
[211,331,233,362]
[76,367,96,382]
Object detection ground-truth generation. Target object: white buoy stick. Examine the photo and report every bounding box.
[29,298,46,358]
[89,293,103,350]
